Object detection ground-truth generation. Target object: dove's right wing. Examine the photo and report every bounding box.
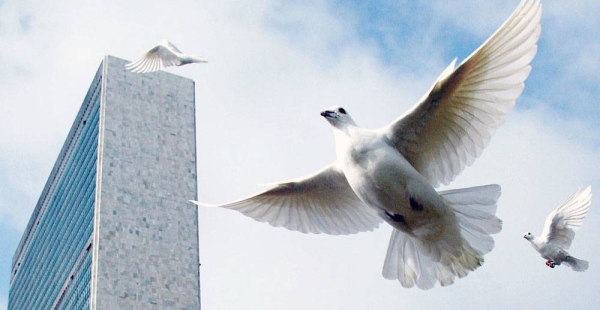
[541,186,592,249]
[194,164,382,235]
[383,0,541,187]
[125,42,181,73]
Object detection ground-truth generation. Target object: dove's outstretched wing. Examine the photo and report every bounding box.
[541,186,592,250]
[383,0,541,187]
[125,41,182,73]
[193,164,382,235]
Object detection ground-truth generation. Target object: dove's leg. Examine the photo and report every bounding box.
[545,260,556,268]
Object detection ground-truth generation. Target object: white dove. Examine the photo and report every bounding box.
[194,0,541,289]
[125,40,207,73]
[524,186,591,272]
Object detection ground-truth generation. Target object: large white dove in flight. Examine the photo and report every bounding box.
[194,0,541,289]
[524,186,591,272]
[125,40,207,73]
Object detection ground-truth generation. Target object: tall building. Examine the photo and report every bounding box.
[8,56,200,309]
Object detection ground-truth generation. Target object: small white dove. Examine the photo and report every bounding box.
[194,0,541,289]
[524,186,591,272]
[125,40,207,73]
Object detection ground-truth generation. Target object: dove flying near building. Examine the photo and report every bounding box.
[524,186,591,272]
[194,0,542,289]
[125,40,207,73]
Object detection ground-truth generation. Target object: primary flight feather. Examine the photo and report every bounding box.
[524,186,591,271]
[125,40,207,73]
[194,0,542,289]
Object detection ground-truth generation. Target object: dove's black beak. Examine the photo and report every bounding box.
[321,110,334,118]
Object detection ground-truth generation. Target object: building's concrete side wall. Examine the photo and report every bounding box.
[93,56,199,309]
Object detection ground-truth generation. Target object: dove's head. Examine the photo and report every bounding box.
[523,232,534,241]
[320,106,357,129]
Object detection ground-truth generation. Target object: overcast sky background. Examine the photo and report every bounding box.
[1,0,600,309]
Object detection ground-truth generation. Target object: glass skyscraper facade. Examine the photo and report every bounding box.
[9,56,200,309]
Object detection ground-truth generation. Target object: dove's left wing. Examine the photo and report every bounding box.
[541,186,592,249]
[383,0,541,187]
[125,41,182,73]
[193,163,382,235]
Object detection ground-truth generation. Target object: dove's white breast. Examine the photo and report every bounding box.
[335,127,449,237]
[531,238,567,261]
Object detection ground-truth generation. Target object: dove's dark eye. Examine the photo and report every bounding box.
[338,108,347,114]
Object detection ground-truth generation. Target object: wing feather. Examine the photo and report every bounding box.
[125,41,182,73]
[541,186,592,249]
[383,0,542,187]
[193,164,382,235]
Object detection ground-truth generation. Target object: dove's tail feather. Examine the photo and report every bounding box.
[440,184,503,256]
[382,184,502,290]
[382,229,483,290]
[565,256,589,272]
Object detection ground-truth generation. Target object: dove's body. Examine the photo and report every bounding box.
[174,54,207,66]
[528,235,579,270]
[332,121,449,237]
[528,237,569,262]
[524,187,591,272]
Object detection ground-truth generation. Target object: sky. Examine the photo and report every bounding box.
[1,0,599,309]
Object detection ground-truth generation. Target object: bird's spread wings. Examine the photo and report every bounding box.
[194,164,382,235]
[541,186,592,250]
[383,0,541,187]
[125,41,182,73]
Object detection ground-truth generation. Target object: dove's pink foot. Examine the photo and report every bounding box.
[545,260,556,268]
